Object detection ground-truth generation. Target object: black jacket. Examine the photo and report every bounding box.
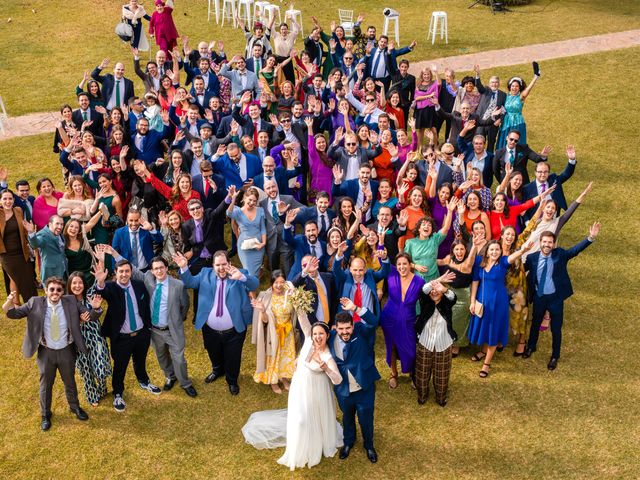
[416,288,458,342]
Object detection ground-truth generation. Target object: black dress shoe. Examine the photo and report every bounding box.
[228,384,240,396]
[205,372,222,383]
[366,448,378,463]
[183,385,198,397]
[522,347,534,359]
[41,416,52,431]
[339,445,352,460]
[164,378,177,391]
[70,407,89,421]
[547,358,558,370]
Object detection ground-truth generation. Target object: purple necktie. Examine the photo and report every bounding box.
[195,221,203,242]
[216,278,225,316]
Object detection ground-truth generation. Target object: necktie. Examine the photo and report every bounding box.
[320,214,327,236]
[538,256,548,296]
[233,159,241,175]
[313,277,330,323]
[353,282,362,322]
[152,283,163,326]
[130,231,139,267]
[115,80,121,107]
[271,201,279,222]
[82,111,88,121]
[256,59,261,76]
[508,149,515,165]
[194,221,203,242]
[541,183,547,193]
[215,278,225,316]
[204,179,210,196]
[364,113,372,124]
[316,89,321,98]
[371,50,382,78]
[309,243,317,257]
[253,122,258,145]
[125,287,137,331]
[50,305,61,342]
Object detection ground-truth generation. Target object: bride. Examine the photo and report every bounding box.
[243,304,343,471]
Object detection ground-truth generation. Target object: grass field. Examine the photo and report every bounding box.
[1,6,640,479]
[0,0,639,115]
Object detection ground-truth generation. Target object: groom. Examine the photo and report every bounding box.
[329,300,381,463]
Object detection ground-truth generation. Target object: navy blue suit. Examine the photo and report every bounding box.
[253,166,301,195]
[211,153,262,189]
[524,237,593,359]
[328,311,381,450]
[294,206,336,241]
[333,257,390,321]
[331,180,380,205]
[521,161,576,221]
[283,226,328,280]
[111,227,164,270]
[13,195,35,222]
[192,173,226,211]
[131,125,171,165]
[182,66,220,97]
[90,67,135,107]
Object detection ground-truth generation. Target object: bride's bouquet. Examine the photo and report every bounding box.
[287,286,315,314]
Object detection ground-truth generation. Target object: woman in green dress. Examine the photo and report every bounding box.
[404,198,456,282]
[258,54,293,116]
[87,174,122,272]
[63,219,95,285]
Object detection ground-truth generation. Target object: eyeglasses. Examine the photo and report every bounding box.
[535,170,549,175]
[344,57,354,60]
[345,142,357,146]
[188,205,203,211]
[365,99,376,103]
[48,287,63,293]
[280,118,291,123]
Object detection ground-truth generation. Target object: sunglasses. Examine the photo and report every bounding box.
[189,205,203,211]
[48,287,63,293]
[280,118,291,123]
[507,137,519,142]
[345,142,357,146]
[344,57,354,60]
[365,99,376,103]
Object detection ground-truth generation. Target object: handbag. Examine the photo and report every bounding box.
[474,270,485,318]
[115,18,134,43]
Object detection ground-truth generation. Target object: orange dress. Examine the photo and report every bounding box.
[373,147,395,184]
[399,206,427,250]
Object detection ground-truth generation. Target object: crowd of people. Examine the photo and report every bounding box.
[1,0,601,471]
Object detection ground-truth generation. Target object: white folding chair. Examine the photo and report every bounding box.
[285,8,303,37]
[221,0,237,27]
[263,4,282,25]
[338,9,354,36]
[237,0,254,26]
[253,1,270,24]
[208,0,222,23]
[382,9,400,43]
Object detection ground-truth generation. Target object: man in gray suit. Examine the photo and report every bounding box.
[25,215,67,283]
[260,179,302,277]
[3,277,100,431]
[105,247,196,397]
[219,55,260,103]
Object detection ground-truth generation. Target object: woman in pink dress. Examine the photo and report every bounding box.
[33,178,64,230]
[149,0,179,58]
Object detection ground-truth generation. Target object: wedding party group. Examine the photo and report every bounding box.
[0,0,601,471]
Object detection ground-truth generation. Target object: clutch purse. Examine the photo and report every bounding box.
[240,238,260,250]
[474,301,484,318]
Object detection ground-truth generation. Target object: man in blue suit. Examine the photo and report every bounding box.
[282,209,328,280]
[253,155,301,195]
[329,308,381,463]
[111,210,163,272]
[25,215,67,283]
[521,146,577,221]
[211,142,262,189]
[175,250,259,396]
[457,125,495,189]
[183,57,220,96]
[523,222,600,370]
[130,117,172,165]
[13,180,35,222]
[332,163,380,225]
[364,36,416,90]
[91,58,135,110]
[333,244,390,322]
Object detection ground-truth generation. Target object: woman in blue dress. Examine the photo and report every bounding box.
[227,186,266,278]
[468,239,533,378]
[495,68,540,150]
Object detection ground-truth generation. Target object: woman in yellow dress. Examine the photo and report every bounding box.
[251,270,299,394]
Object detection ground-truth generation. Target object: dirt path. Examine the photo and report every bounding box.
[2,29,639,142]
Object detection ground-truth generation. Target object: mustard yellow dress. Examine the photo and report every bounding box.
[253,294,297,384]
[506,218,538,336]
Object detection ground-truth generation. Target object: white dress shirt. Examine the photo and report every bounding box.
[117,282,144,333]
[107,78,126,110]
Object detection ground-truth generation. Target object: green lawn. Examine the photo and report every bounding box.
[0,0,639,115]
[1,31,639,480]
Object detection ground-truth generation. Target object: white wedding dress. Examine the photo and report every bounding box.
[242,337,343,471]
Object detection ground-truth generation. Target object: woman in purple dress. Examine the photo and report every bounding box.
[380,253,425,389]
[304,117,334,202]
[427,171,455,259]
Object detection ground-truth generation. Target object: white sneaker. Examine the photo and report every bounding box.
[113,394,126,412]
[139,381,162,395]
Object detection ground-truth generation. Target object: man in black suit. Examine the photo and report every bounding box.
[3,277,96,430]
[191,162,226,211]
[367,206,407,262]
[521,147,577,221]
[232,92,275,141]
[493,129,550,184]
[294,191,336,241]
[523,222,600,370]
[182,198,229,319]
[91,58,135,110]
[245,43,266,74]
[14,179,35,222]
[72,92,104,138]
[328,131,381,182]
[304,29,325,68]
[433,97,495,147]
[389,59,416,120]
[95,259,162,413]
[474,67,507,153]
[436,68,458,142]
[292,255,336,326]
[417,147,456,191]
[260,179,302,277]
